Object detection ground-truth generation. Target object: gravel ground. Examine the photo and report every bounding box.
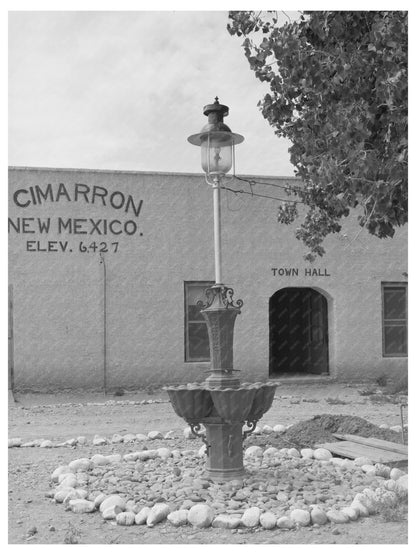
[8,382,408,544]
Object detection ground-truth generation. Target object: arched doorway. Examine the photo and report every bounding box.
[269,287,329,377]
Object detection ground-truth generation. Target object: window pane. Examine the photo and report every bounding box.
[384,287,406,319]
[188,304,204,322]
[188,323,210,359]
[186,285,208,306]
[384,324,407,355]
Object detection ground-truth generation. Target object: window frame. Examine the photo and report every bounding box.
[381,282,408,358]
[184,280,214,363]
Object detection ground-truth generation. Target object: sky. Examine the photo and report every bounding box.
[8,10,299,177]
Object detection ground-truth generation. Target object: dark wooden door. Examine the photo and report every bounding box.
[269,288,329,376]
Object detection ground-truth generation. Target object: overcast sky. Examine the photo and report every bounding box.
[8,11,298,177]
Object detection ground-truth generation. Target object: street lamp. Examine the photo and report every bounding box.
[163,98,277,481]
[188,97,244,286]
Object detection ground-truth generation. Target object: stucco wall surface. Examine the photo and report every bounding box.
[8,167,407,390]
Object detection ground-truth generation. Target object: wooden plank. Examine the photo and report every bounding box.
[332,433,408,455]
[316,440,407,464]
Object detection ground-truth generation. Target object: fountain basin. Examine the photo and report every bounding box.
[163,381,279,424]
[163,383,213,421]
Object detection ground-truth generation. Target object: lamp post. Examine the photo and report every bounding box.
[163,98,277,481]
[188,97,244,287]
[187,97,244,388]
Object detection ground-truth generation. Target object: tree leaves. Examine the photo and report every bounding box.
[228,11,408,260]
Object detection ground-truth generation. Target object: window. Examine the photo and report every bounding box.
[382,283,407,357]
[184,281,214,362]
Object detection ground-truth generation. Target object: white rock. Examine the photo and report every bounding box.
[111,433,124,443]
[375,463,390,478]
[187,504,214,528]
[40,440,53,448]
[123,433,137,442]
[51,465,71,483]
[64,438,77,446]
[263,447,279,458]
[212,514,241,529]
[245,446,263,458]
[197,445,207,457]
[287,448,300,458]
[300,448,314,459]
[262,425,273,434]
[313,448,332,461]
[354,493,376,514]
[123,452,141,462]
[330,457,345,466]
[135,433,148,441]
[102,506,123,520]
[63,489,88,505]
[164,431,176,439]
[77,436,87,445]
[241,507,261,528]
[354,456,372,466]
[116,511,136,526]
[326,509,349,524]
[390,425,402,433]
[130,449,158,461]
[100,495,126,513]
[384,479,398,492]
[252,426,263,434]
[183,427,193,439]
[21,441,36,447]
[260,512,276,529]
[92,435,107,446]
[59,475,78,489]
[340,507,359,521]
[54,487,75,503]
[350,500,369,517]
[273,424,286,433]
[106,454,122,464]
[135,507,151,525]
[279,448,289,455]
[341,459,356,470]
[58,472,76,484]
[91,454,111,466]
[8,438,22,448]
[167,509,188,527]
[276,516,295,529]
[157,447,172,459]
[396,474,408,494]
[310,507,328,525]
[290,509,311,526]
[361,464,376,476]
[68,458,91,473]
[69,499,95,513]
[146,503,170,526]
[94,493,107,508]
[390,467,406,481]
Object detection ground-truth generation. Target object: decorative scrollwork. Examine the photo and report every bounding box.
[242,420,258,441]
[188,423,210,456]
[196,287,215,310]
[196,285,244,310]
[222,287,244,309]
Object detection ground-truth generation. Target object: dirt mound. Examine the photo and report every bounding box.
[248,414,404,449]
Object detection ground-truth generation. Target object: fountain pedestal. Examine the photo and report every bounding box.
[164,285,278,481]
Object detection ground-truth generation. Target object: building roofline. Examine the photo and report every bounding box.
[8,165,300,181]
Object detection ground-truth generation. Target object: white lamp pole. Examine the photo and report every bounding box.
[212,176,222,285]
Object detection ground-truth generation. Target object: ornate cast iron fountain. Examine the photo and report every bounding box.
[163,99,278,481]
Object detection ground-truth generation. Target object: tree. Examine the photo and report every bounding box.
[228,11,407,261]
